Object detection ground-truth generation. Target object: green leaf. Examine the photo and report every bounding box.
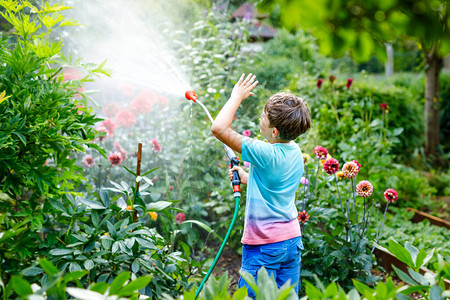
[10,276,32,296]
[430,285,443,300]
[63,270,88,282]
[392,128,404,136]
[404,242,419,268]
[79,198,106,209]
[84,260,94,271]
[49,248,73,256]
[109,272,130,295]
[21,266,43,276]
[13,132,26,145]
[388,239,415,269]
[352,280,373,295]
[146,201,172,211]
[99,189,110,208]
[131,259,140,274]
[89,282,109,294]
[392,265,419,286]
[122,165,136,176]
[117,275,153,297]
[304,280,323,299]
[142,166,159,177]
[348,288,361,300]
[38,258,59,276]
[182,220,223,242]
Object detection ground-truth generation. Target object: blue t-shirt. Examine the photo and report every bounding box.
[241,137,303,245]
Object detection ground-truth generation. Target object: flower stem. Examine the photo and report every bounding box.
[312,163,320,200]
[302,167,309,211]
[351,177,360,236]
[362,199,374,238]
[334,174,344,216]
[378,202,389,240]
[346,185,352,242]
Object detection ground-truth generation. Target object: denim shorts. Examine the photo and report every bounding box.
[238,236,304,299]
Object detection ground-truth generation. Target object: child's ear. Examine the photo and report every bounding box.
[272,127,279,138]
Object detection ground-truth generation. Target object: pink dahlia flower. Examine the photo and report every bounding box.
[243,161,250,167]
[130,90,154,114]
[113,142,127,161]
[323,158,339,174]
[108,152,122,167]
[82,155,94,167]
[346,78,353,89]
[316,78,324,89]
[298,211,310,223]
[352,160,361,171]
[150,138,162,152]
[300,177,309,185]
[102,119,116,136]
[384,188,398,203]
[242,130,251,137]
[342,161,359,178]
[96,125,109,142]
[116,110,136,128]
[176,212,186,224]
[356,180,373,198]
[313,146,328,160]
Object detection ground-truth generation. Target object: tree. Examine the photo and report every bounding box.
[259,0,449,158]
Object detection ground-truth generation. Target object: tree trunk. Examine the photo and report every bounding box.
[424,49,442,157]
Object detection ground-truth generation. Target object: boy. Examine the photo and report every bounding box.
[211,73,311,298]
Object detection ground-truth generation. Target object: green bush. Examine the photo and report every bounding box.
[252,29,329,91]
[0,0,107,276]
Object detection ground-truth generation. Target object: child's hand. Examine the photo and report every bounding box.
[231,73,258,101]
[228,166,248,185]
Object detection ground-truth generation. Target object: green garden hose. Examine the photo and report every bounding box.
[184,91,242,299]
[195,195,240,299]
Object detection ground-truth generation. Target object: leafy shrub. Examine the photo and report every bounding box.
[0,0,107,276]
[252,29,329,91]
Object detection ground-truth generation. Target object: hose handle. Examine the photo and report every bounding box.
[230,157,241,197]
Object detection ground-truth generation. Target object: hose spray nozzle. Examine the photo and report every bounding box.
[185,90,198,102]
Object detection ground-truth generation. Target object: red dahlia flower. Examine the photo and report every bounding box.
[346,78,353,89]
[316,78,324,89]
[313,146,328,160]
[298,211,310,223]
[384,188,398,203]
[323,158,339,174]
[176,212,186,224]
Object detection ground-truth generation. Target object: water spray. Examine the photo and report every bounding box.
[185,90,241,299]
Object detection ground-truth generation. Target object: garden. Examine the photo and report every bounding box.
[0,0,449,299]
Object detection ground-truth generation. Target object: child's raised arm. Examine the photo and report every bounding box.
[211,73,258,153]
